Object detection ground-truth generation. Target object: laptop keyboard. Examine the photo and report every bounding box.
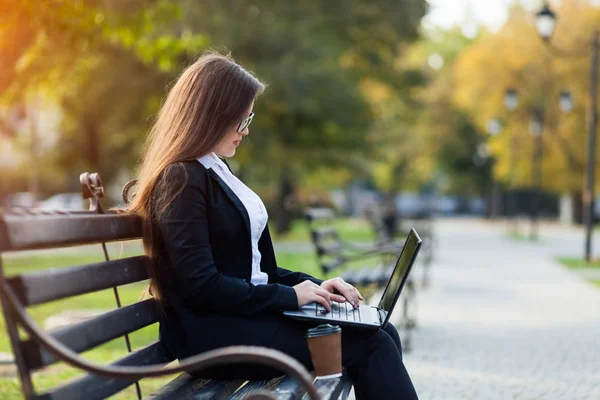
[316,302,362,322]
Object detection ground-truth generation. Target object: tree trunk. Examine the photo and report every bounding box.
[572,190,584,224]
[275,166,295,234]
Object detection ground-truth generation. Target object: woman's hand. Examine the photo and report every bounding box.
[293,280,345,311]
[321,277,364,309]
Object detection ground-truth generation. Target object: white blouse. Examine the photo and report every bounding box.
[197,153,270,285]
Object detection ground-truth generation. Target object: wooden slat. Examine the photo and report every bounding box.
[269,372,353,400]
[143,373,200,399]
[37,341,174,400]
[304,208,335,222]
[317,242,342,257]
[312,375,353,399]
[186,379,247,399]
[229,376,285,399]
[270,375,303,399]
[310,227,338,243]
[367,266,385,287]
[341,269,359,287]
[8,256,150,306]
[321,257,345,274]
[143,373,249,400]
[22,299,160,371]
[0,213,142,252]
[352,268,374,286]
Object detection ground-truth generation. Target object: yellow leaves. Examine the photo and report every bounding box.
[451,2,600,193]
[359,78,393,103]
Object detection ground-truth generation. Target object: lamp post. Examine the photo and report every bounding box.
[535,3,599,262]
[486,119,502,219]
[529,108,544,240]
[504,88,519,231]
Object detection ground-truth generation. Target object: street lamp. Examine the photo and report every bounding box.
[504,88,518,111]
[535,4,556,41]
[486,119,503,219]
[535,2,599,262]
[486,119,502,137]
[559,90,574,113]
[504,88,519,231]
[529,108,544,240]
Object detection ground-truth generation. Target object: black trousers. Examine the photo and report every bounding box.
[190,314,418,400]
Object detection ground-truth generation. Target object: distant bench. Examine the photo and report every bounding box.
[304,207,418,350]
[0,174,350,400]
[367,206,435,288]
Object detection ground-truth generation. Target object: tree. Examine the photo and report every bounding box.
[175,0,427,231]
[1,0,428,225]
[388,26,492,197]
[0,0,207,198]
[453,3,600,197]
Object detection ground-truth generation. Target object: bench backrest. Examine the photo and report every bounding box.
[304,208,346,276]
[0,210,173,400]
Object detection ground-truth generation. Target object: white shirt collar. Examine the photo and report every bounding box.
[197,152,226,171]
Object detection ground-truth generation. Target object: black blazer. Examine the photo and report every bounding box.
[152,160,321,359]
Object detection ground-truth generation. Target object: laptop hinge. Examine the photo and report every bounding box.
[377,308,386,324]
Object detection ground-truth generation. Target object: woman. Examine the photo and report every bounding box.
[129,52,418,399]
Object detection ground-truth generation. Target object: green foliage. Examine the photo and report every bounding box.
[0,0,427,203]
[403,27,492,194]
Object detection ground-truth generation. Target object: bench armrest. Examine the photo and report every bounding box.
[0,280,321,400]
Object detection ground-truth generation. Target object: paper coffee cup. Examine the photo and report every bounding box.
[305,324,342,379]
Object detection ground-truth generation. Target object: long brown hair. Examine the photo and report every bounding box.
[128,52,265,301]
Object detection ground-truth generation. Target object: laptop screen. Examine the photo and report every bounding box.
[377,229,422,312]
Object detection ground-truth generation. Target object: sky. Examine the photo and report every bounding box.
[422,0,540,33]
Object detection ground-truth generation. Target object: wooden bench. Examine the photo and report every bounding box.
[304,207,417,350]
[0,173,351,400]
[367,206,435,289]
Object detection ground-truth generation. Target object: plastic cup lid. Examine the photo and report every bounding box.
[305,324,342,338]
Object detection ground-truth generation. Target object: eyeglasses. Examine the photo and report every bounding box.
[237,112,254,133]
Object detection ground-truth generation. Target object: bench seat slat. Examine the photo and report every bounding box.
[143,373,200,399]
[143,374,248,400]
[317,242,342,257]
[37,341,173,400]
[229,376,285,399]
[185,378,247,399]
[311,227,338,242]
[270,375,306,399]
[269,373,353,400]
[322,257,345,274]
[22,299,160,371]
[0,213,141,252]
[8,256,150,306]
[313,375,353,399]
[304,208,335,222]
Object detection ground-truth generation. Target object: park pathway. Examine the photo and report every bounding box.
[396,218,600,400]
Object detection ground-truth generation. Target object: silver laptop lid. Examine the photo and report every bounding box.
[377,229,422,314]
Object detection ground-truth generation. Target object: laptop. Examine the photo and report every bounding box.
[283,229,422,330]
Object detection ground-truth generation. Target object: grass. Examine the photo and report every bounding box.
[555,258,600,292]
[270,217,377,242]
[0,248,174,399]
[556,257,600,269]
